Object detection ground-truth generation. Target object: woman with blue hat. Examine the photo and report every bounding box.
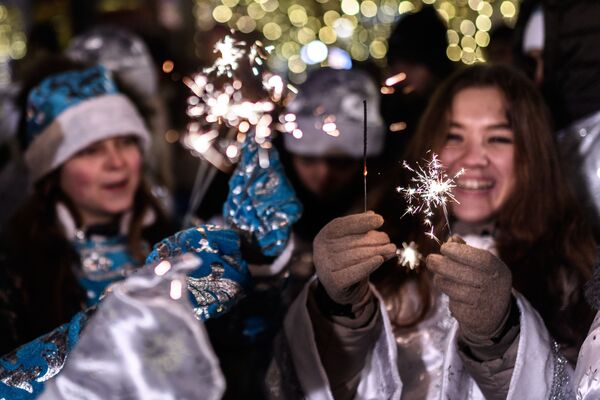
[0,59,173,354]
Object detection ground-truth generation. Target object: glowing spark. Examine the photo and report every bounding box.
[397,152,464,242]
[204,36,246,78]
[384,72,407,87]
[396,241,422,270]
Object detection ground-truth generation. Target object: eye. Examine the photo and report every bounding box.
[445,133,463,144]
[488,135,513,144]
[117,136,139,147]
[76,144,101,157]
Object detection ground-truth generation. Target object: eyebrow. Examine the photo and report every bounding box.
[449,121,511,130]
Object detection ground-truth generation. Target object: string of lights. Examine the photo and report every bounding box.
[194,0,520,82]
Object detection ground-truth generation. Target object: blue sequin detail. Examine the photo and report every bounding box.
[223,135,302,257]
[26,65,118,144]
[146,225,252,320]
[0,311,88,399]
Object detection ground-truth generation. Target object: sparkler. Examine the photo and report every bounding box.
[396,241,422,270]
[363,99,367,213]
[397,152,464,242]
[181,32,293,225]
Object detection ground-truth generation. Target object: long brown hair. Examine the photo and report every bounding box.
[377,65,595,354]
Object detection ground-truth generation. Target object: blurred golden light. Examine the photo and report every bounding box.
[475,30,490,47]
[390,122,407,132]
[447,45,462,61]
[360,0,378,17]
[282,41,300,58]
[298,27,316,44]
[333,17,355,38]
[370,40,387,59]
[237,15,256,32]
[500,1,516,18]
[263,22,282,40]
[288,55,306,73]
[247,3,266,19]
[162,60,174,73]
[480,2,493,17]
[165,129,180,143]
[10,41,26,59]
[439,2,456,19]
[350,43,368,61]
[341,0,360,16]
[461,36,476,51]
[213,5,233,23]
[447,29,459,45]
[0,5,6,21]
[261,0,279,12]
[476,15,491,31]
[319,26,337,44]
[222,0,239,7]
[398,1,415,14]
[468,0,483,11]
[462,47,476,64]
[324,10,341,26]
[422,0,435,4]
[289,6,308,27]
[460,20,476,36]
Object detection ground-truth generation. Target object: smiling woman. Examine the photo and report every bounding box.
[0,58,173,353]
[395,64,596,363]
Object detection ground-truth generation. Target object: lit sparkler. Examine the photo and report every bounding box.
[396,153,464,242]
[181,32,295,225]
[396,241,422,270]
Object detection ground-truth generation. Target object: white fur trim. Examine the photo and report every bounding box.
[25,94,151,182]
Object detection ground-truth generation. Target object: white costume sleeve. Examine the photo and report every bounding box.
[574,311,600,399]
[273,278,572,399]
[279,277,402,400]
[440,292,574,400]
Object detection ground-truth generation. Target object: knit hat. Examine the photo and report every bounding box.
[283,67,385,158]
[66,26,158,98]
[24,65,151,182]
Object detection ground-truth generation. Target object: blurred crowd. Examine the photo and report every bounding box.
[2,1,600,399]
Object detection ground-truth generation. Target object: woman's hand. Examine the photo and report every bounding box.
[426,236,513,341]
[313,212,397,306]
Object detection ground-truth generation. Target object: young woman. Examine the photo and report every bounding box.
[268,64,596,399]
[0,60,173,354]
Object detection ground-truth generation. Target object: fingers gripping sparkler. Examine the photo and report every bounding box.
[396,153,464,242]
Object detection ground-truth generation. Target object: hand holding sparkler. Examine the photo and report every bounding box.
[396,152,464,242]
[426,236,513,342]
[313,213,397,311]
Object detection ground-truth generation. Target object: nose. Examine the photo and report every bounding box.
[461,140,489,168]
[104,142,126,169]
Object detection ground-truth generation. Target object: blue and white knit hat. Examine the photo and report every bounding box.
[283,67,385,158]
[24,65,151,182]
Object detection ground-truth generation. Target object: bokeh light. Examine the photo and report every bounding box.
[196,0,523,80]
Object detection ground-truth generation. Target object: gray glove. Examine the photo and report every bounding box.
[313,212,397,306]
[426,236,513,341]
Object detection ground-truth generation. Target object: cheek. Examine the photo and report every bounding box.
[60,163,98,201]
[439,147,459,170]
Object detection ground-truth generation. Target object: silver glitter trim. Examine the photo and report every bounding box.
[550,341,572,400]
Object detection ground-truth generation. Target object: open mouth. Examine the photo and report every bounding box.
[456,178,494,191]
[103,178,129,191]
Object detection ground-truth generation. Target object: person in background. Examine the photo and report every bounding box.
[514,0,600,240]
[66,25,175,211]
[0,58,173,354]
[381,5,455,165]
[268,64,594,399]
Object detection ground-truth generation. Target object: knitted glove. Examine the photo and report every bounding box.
[146,225,252,321]
[313,212,397,306]
[223,132,302,258]
[426,235,512,341]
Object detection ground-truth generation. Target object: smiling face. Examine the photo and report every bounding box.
[439,86,515,225]
[60,136,142,227]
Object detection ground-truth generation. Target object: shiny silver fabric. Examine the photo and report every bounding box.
[39,254,225,400]
[558,110,600,237]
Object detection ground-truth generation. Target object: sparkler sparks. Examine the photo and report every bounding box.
[396,153,464,242]
[396,241,422,270]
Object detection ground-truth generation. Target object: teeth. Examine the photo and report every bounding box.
[457,179,493,190]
